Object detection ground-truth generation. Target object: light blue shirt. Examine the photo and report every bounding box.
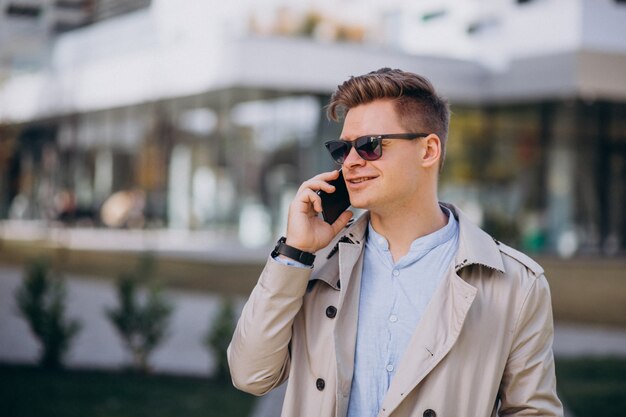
[347,207,459,417]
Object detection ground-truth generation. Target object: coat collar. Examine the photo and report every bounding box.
[442,203,505,274]
[310,212,369,289]
[311,202,505,289]
[342,209,370,245]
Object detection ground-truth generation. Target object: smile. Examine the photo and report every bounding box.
[348,177,375,184]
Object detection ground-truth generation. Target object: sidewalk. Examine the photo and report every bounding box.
[554,322,626,357]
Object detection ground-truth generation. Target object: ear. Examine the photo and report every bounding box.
[420,134,441,168]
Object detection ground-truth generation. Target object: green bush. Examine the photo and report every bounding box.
[556,357,626,417]
[15,258,81,369]
[105,254,173,373]
[1,363,257,417]
[204,297,236,382]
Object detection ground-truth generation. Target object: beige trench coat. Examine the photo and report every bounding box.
[228,204,563,417]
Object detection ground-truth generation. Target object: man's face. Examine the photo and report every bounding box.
[339,99,429,215]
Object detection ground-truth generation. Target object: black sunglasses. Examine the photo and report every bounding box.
[324,133,429,164]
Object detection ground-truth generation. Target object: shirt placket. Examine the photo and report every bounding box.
[385,264,403,386]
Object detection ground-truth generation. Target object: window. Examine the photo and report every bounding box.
[5,3,42,18]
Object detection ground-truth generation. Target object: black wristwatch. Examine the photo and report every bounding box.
[271,236,316,266]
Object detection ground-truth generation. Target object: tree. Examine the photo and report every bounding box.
[15,258,81,369]
[105,255,173,373]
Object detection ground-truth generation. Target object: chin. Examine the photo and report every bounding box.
[348,196,373,211]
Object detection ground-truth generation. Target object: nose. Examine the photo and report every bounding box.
[343,145,365,168]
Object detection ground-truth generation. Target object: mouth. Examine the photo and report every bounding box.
[346,176,376,184]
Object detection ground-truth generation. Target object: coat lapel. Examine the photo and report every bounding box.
[333,216,369,417]
[334,242,364,417]
[376,204,504,414]
[379,266,477,415]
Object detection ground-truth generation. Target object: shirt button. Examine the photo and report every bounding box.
[392,269,400,276]
[389,315,398,323]
[316,378,325,391]
[325,306,337,319]
[423,409,436,417]
[386,364,394,372]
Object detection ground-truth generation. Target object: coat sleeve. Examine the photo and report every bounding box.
[498,273,564,416]
[227,257,312,396]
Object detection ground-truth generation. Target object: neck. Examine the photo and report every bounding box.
[370,198,447,263]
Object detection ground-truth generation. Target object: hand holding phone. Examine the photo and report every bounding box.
[317,169,351,224]
[284,170,353,254]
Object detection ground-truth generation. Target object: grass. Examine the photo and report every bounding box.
[556,357,626,417]
[2,359,626,417]
[0,364,256,417]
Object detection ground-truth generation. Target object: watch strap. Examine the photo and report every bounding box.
[272,236,316,266]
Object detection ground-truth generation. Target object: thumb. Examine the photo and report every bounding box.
[330,210,354,235]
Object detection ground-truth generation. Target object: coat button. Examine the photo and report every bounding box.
[325,306,337,318]
[316,378,325,391]
[423,409,436,417]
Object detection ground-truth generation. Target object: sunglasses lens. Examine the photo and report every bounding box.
[325,137,384,163]
[356,137,381,160]
[325,141,349,164]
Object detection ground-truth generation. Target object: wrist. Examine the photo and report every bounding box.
[272,237,316,266]
[285,238,317,254]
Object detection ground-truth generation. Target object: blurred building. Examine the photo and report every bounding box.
[0,0,151,76]
[0,0,625,256]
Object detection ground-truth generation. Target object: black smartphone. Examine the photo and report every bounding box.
[317,170,351,224]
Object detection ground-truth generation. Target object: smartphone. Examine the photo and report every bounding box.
[317,170,351,224]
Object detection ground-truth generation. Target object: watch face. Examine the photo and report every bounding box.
[271,237,285,257]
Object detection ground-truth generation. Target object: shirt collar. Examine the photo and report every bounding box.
[337,203,505,274]
[366,206,457,254]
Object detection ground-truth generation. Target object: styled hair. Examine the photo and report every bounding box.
[327,68,450,168]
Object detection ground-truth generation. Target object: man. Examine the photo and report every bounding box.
[228,68,563,417]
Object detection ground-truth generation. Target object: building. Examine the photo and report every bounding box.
[0,0,625,256]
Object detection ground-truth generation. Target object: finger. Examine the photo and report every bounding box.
[295,188,323,213]
[312,169,340,181]
[299,179,337,195]
[303,169,340,185]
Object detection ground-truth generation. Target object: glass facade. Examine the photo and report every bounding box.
[0,91,624,256]
[442,100,626,256]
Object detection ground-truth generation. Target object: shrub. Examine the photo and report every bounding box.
[105,254,173,373]
[15,258,81,369]
[204,297,236,382]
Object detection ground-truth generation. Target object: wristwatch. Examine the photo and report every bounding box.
[271,236,316,266]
